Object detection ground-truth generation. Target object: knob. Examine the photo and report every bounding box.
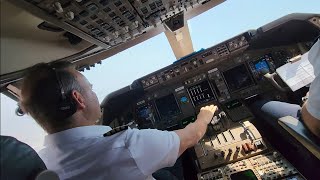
[65,11,74,20]
[273,151,280,159]
[242,161,246,166]
[221,151,225,157]
[53,2,63,13]
[228,148,233,154]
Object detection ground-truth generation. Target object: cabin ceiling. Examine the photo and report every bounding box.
[1,0,226,93]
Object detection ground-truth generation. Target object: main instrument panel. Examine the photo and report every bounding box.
[101,14,319,180]
[133,41,302,130]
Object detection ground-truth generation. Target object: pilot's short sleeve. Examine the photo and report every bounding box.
[306,39,320,120]
[306,75,320,120]
[125,128,180,176]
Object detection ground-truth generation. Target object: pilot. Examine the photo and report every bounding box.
[20,62,218,180]
[252,38,320,139]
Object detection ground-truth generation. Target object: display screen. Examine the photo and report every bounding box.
[225,99,242,109]
[180,116,196,127]
[223,64,254,92]
[254,59,270,73]
[137,105,154,123]
[155,94,181,120]
[137,105,153,121]
[230,170,258,180]
[187,81,216,106]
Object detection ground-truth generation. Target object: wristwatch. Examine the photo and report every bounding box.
[302,96,309,104]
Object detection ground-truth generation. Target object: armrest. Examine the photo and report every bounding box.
[35,170,60,180]
[278,116,320,159]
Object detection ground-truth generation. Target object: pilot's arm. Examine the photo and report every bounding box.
[124,105,216,177]
[301,39,320,139]
[175,105,217,156]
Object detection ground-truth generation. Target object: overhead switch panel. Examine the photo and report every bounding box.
[12,0,225,49]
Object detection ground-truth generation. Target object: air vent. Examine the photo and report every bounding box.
[216,45,229,56]
[202,51,212,58]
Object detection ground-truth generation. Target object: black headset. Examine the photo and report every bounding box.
[52,68,77,119]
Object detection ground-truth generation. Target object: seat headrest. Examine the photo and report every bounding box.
[0,136,47,180]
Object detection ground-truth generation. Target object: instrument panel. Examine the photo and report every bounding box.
[100,14,319,180]
[101,14,320,129]
[133,43,302,130]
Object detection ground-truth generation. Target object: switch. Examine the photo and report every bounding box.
[254,140,264,149]
[86,3,99,12]
[53,2,63,13]
[247,143,255,151]
[65,11,74,20]
[245,143,252,152]
[242,144,249,154]
[221,151,225,157]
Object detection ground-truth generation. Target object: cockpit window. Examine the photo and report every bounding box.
[0,0,319,151]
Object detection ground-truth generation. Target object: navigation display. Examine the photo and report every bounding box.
[254,59,270,73]
[137,105,153,121]
[155,94,181,120]
[223,64,254,92]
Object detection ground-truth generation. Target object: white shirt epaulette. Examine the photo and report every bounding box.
[103,125,129,137]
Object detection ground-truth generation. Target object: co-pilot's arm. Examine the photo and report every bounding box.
[301,101,320,139]
[300,38,320,139]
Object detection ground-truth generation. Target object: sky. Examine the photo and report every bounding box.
[1,0,319,151]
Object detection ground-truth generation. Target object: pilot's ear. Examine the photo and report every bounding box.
[71,90,86,109]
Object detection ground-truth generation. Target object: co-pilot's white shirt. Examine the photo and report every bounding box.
[306,39,320,120]
[38,125,180,180]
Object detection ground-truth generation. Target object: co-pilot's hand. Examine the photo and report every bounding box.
[197,105,218,125]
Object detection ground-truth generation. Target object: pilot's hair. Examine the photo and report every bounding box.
[20,62,83,132]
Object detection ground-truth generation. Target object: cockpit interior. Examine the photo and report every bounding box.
[1,0,319,179]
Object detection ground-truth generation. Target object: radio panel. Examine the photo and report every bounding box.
[197,152,305,180]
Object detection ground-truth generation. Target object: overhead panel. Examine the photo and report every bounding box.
[10,0,225,50]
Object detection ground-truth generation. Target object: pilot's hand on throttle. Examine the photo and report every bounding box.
[197,105,218,125]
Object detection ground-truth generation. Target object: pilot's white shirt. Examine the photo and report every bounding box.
[38,125,180,180]
[306,39,320,120]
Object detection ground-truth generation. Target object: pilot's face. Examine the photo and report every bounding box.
[71,69,102,122]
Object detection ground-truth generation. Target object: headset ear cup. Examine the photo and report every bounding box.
[69,98,77,115]
[58,96,77,119]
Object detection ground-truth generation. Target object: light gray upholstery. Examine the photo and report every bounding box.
[278,116,320,159]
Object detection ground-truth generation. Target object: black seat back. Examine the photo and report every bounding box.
[0,136,47,180]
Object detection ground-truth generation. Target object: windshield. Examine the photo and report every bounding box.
[1,0,319,151]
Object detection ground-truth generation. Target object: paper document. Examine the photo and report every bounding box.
[276,52,315,91]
